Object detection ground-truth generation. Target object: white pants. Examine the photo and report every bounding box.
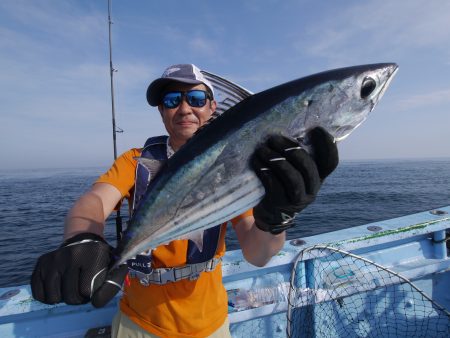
[111,311,232,338]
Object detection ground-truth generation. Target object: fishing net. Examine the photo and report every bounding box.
[286,245,450,338]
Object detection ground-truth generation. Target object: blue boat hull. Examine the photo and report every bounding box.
[1,206,449,337]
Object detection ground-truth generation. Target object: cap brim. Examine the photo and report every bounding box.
[146,77,204,106]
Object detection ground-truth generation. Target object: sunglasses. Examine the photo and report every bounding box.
[161,90,212,109]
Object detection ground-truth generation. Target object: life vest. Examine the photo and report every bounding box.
[127,136,222,285]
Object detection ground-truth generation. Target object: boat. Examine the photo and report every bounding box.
[1,205,449,337]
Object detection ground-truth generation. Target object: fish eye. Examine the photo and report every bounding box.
[360,77,377,99]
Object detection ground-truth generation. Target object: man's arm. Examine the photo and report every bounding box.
[63,182,123,239]
[234,216,285,267]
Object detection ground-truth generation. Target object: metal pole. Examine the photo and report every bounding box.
[108,0,118,160]
[107,0,122,244]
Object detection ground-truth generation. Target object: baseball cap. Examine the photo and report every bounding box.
[146,64,215,106]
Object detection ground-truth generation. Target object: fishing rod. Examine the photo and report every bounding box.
[107,0,123,244]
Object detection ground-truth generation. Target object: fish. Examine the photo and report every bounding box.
[115,63,398,266]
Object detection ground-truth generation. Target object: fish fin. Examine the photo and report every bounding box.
[183,230,204,252]
[135,157,166,177]
[200,70,253,116]
[192,71,253,136]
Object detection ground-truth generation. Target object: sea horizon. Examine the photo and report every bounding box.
[1,156,450,173]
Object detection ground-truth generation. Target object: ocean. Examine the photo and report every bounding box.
[1,159,450,288]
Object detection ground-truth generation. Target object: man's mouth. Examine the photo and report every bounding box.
[176,120,197,126]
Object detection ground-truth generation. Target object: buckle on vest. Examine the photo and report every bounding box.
[159,269,177,284]
[129,257,221,286]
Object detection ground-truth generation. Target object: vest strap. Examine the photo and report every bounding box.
[129,257,221,286]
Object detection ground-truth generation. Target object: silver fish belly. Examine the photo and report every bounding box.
[115,63,398,266]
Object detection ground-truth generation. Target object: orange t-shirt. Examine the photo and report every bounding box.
[96,148,253,337]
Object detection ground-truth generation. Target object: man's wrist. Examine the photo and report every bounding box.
[61,232,106,247]
[255,218,291,235]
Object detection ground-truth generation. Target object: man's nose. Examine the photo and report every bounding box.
[176,98,193,114]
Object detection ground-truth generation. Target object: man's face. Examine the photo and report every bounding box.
[158,83,216,150]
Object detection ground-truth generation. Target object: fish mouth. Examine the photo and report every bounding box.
[380,65,399,96]
[333,125,358,142]
[371,64,399,105]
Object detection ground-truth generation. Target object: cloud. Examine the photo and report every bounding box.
[114,61,155,91]
[188,36,218,57]
[296,0,450,62]
[1,59,111,119]
[0,1,117,124]
[360,1,450,49]
[394,88,450,111]
[0,1,106,46]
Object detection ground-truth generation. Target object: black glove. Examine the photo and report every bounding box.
[30,232,128,308]
[251,127,338,234]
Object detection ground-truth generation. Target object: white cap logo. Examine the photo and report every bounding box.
[163,67,181,77]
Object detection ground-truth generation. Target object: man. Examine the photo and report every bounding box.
[31,64,338,337]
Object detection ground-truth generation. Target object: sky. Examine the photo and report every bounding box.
[1,0,449,170]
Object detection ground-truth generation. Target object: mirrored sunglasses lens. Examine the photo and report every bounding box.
[163,92,182,108]
[187,91,207,107]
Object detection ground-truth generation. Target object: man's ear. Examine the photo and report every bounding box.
[210,100,217,113]
[157,105,164,116]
